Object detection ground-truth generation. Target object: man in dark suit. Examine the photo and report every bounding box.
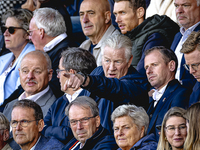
[144,46,190,141]
[3,51,56,120]
[10,99,64,150]
[170,0,200,89]
[180,31,200,106]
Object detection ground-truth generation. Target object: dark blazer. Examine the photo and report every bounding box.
[170,24,200,89]
[189,81,200,106]
[3,87,56,121]
[35,135,64,150]
[42,90,94,144]
[147,79,190,141]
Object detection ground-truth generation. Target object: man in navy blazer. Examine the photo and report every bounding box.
[11,100,64,150]
[62,34,150,134]
[170,0,200,89]
[144,46,190,141]
[180,31,200,106]
[42,47,97,144]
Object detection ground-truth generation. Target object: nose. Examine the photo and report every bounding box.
[189,66,196,75]
[176,5,184,13]
[146,66,152,75]
[115,14,121,23]
[77,121,83,130]
[109,62,116,71]
[15,122,22,131]
[174,128,181,135]
[4,29,9,36]
[82,14,89,23]
[27,71,35,79]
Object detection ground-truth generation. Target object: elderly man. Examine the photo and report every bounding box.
[144,46,190,141]
[113,0,179,75]
[180,31,200,106]
[0,113,12,150]
[3,50,56,121]
[11,99,64,150]
[42,47,97,144]
[63,34,149,134]
[63,96,118,150]
[79,0,119,66]
[171,0,200,89]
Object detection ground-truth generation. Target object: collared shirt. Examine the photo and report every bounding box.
[65,88,83,103]
[30,136,41,150]
[18,86,49,102]
[43,33,67,52]
[175,21,200,80]
[152,85,167,107]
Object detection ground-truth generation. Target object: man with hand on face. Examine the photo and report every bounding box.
[79,0,120,66]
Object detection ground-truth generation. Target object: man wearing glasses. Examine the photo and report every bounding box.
[180,31,200,106]
[10,99,64,150]
[63,96,118,150]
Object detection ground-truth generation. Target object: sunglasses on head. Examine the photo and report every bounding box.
[1,26,25,34]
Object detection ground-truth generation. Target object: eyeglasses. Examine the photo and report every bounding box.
[1,26,25,34]
[56,69,66,76]
[10,120,37,128]
[165,124,187,135]
[183,63,200,71]
[70,116,96,126]
[27,29,39,36]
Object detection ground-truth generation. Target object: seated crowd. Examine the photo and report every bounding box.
[0,0,200,149]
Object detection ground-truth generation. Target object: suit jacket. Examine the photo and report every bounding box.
[147,79,190,141]
[170,24,200,89]
[3,87,56,121]
[35,135,64,150]
[189,81,200,106]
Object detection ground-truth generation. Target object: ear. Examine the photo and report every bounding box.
[39,28,45,39]
[140,126,145,138]
[38,119,44,132]
[136,7,145,19]
[95,115,101,128]
[168,60,176,72]
[48,69,53,81]
[104,11,111,24]
[3,129,9,141]
[127,55,133,68]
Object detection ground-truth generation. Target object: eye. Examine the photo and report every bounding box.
[179,125,186,129]
[21,69,29,74]
[21,120,29,123]
[34,70,42,74]
[114,128,119,131]
[168,127,175,130]
[70,120,77,124]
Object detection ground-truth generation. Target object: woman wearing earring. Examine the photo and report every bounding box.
[157,107,187,150]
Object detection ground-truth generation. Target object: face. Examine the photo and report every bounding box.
[113,1,141,34]
[79,0,111,42]
[11,107,43,148]
[114,116,144,150]
[102,46,132,79]
[174,0,200,30]
[184,49,200,82]
[144,50,175,90]
[29,18,43,50]
[4,17,28,53]
[19,54,52,97]
[165,116,187,150]
[69,105,100,144]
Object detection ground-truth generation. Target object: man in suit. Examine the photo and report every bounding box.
[79,0,120,66]
[10,99,64,150]
[63,96,118,150]
[3,50,56,121]
[42,47,97,144]
[180,31,200,106]
[170,0,200,89]
[144,46,190,141]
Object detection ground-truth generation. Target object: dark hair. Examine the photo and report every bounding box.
[145,46,178,73]
[61,47,97,74]
[12,99,43,121]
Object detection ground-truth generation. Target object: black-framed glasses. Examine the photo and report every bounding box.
[10,120,37,128]
[183,63,200,71]
[1,26,25,34]
[27,29,39,36]
[56,69,66,76]
[70,116,96,126]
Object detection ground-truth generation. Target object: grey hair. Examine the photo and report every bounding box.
[2,8,33,31]
[101,34,133,62]
[197,0,200,6]
[21,50,52,70]
[33,7,66,37]
[61,47,97,74]
[111,104,149,135]
[0,113,10,133]
[65,96,99,118]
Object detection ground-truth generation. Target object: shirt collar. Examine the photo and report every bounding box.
[65,88,83,103]
[180,21,200,35]
[152,85,167,102]
[18,86,49,102]
[43,33,67,52]
[30,136,41,150]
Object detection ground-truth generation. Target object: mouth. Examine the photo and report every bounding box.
[26,81,37,86]
[84,25,93,30]
[174,138,183,141]
[108,73,117,78]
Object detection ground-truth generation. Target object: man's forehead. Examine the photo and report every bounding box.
[11,107,35,119]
